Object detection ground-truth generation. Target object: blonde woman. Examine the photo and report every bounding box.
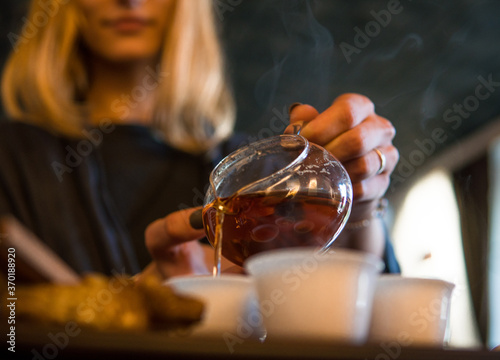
[0,0,399,279]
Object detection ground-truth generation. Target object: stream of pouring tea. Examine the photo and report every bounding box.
[213,203,224,277]
[210,195,234,277]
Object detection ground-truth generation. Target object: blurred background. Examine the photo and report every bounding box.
[1,0,500,350]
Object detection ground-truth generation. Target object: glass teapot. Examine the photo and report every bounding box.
[202,133,352,273]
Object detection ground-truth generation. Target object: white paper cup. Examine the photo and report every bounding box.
[367,275,455,347]
[244,248,384,344]
[166,274,265,343]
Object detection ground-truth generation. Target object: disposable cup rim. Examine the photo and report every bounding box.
[164,273,254,288]
[244,247,384,275]
[376,274,456,290]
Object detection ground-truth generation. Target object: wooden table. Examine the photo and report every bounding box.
[14,322,499,360]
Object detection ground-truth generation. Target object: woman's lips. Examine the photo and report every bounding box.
[104,17,153,33]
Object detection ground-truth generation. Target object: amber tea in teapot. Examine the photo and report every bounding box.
[203,134,352,274]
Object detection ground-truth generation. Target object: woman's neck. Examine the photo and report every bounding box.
[85,58,161,126]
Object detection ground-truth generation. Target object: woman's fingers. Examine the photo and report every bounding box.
[342,145,399,183]
[323,114,396,162]
[145,207,210,278]
[350,170,392,202]
[283,93,399,209]
[145,207,205,257]
[284,103,319,135]
[286,94,376,145]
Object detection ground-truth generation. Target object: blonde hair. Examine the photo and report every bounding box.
[1,0,235,154]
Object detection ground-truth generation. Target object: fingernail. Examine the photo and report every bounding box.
[284,121,305,135]
[189,208,204,230]
[288,102,303,115]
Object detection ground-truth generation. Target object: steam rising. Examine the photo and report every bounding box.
[254,0,334,112]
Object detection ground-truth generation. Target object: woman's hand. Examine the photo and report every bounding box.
[140,207,238,281]
[285,93,399,255]
[286,93,398,220]
[141,207,209,280]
